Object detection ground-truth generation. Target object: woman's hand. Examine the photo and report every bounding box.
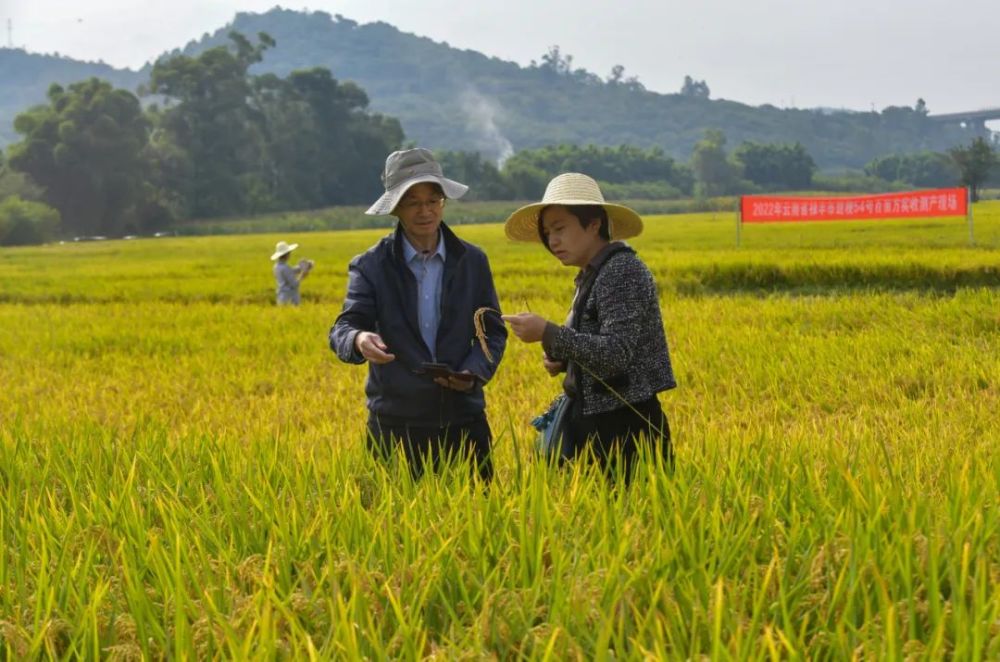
[542,353,566,377]
[501,313,548,343]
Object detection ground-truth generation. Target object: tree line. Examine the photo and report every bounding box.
[0,32,403,243]
[0,29,997,246]
[438,135,996,203]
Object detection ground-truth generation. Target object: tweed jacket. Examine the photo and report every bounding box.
[542,245,676,416]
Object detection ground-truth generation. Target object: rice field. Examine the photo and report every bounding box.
[1,206,999,658]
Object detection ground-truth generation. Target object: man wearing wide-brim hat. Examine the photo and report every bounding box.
[329,148,507,482]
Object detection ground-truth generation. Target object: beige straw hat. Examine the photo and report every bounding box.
[270,240,298,260]
[504,173,643,242]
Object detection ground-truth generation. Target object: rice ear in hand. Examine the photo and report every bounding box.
[473,307,500,364]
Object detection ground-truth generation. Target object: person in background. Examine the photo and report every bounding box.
[502,172,676,482]
[329,148,507,481]
[272,240,313,305]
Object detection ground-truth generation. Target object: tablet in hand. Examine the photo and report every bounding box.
[420,362,477,383]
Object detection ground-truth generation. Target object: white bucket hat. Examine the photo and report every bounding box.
[270,240,298,260]
[366,148,468,216]
[504,173,643,242]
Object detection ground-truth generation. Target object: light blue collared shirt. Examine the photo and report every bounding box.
[274,261,301,305]
[402,232,446,359]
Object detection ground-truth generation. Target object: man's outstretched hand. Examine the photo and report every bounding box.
[355,331,396,364]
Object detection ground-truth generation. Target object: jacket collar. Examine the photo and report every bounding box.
[575,240,633,287]
[390,221,466,266]
[401,230,446,264]
[386,221,468,361]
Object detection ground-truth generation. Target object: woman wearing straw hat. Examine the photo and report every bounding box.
[502,173,676,480]
[329,148,507,482]
[271,240,313,306]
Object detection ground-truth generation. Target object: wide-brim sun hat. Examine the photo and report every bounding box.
[270,240,298,260]
[366,147,469,215]
[504,172,643,242]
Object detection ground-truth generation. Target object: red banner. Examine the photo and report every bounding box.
[741,188,968,223]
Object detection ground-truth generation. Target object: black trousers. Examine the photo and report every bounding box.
[566,396,673,482]
[366,412,493,482]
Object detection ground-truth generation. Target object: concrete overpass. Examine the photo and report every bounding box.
[927,108,1000,132]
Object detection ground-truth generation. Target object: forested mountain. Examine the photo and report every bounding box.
[0,49,143,146]
[0,8,983,168]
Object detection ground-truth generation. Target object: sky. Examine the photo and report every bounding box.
[3,0,999,116]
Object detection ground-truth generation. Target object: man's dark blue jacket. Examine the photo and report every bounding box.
[330,222,507,427]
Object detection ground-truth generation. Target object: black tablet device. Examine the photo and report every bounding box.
[420,362,476,383]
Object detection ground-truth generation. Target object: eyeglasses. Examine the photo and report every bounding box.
[397,197,445,212]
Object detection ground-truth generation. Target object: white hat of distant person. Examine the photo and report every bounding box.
[270,240,299,260]
[504,172,643,242]
[366,147,468,215]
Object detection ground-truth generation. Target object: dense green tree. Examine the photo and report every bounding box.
[140,120,194,229]
[502,144,692,193]
[690,130,742,197]
[8,78,149,236]
[877,105,933,140]
[435,151,512,200]
[949,138,997,202]
[865,154,907,182]
[734,141,816,190]
[0,147,43,202]
[864,151,959,188]
[502,161,549,200]
[249,67,403,209]
[0,195,60,245]
[148,33,403,217]
[148,32,275,217]
[283,68,403,205]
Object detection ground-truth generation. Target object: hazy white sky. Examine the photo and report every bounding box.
[3,0,998,115]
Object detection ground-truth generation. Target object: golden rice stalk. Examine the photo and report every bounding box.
[473,307,500,363]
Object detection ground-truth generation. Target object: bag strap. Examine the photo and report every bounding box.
[569,243,635,331]
[562,243,634,399]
